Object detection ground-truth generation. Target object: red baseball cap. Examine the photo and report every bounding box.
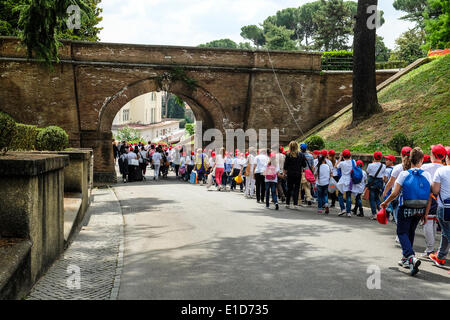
[384,154,396,163]
[328,149,336,156]
[280,146,284,152]
[313,150,320,155]
[373,151,382,160]
[225,151,229,156]
[401,146,412,156]
[424,154,431,162]
[431,144,446,160]
[211,152,216,157]
[191,152,194,155]
[283,150,287,155]
[203,149,206,152]
[377,208,387,225]
[342,149,351,157]
[245,152,249,157]
[356,160,364,167]
[321,149,328,157]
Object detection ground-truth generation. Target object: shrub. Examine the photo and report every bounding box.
[376,60,409,70]
[10,123,39,151]
[321,50,353,70]
[36,126,69,151]
[304,135,325,151]
[185,123,195,136]
[0,112,17,155]
[388,133,414,155]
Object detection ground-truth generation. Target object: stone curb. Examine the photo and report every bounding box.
[110,187,125,300]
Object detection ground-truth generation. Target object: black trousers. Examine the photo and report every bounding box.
[286,174,301,206]
[255,173,266,202]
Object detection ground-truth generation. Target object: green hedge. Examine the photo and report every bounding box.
[376,60,409,70]
[0,112,16,154]
[322,50,353,70]
[10,123,39,151]
[36,126,69,151]
[304,135,325,151]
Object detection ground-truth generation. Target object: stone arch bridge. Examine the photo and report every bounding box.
[0,37,395,183]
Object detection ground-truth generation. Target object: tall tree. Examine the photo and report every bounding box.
[198,38,238,49]
[423,0,450,50]
[393,0,428,28]
[240,24,266,47]
[375,36,391,61]
[352,0,383,127]
[297,1,322,49]
[389,28,426,63]
[313,0,354,51]
[14,0,101,64]
[263,22,297,51]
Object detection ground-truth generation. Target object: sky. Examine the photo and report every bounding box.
[98,0,416,50]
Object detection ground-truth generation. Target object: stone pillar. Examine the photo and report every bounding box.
[80,131,117,184]
[0,153,69,283]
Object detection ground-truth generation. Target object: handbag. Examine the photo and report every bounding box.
[304,160,315,183]
[179,167,186,175]
[363,187,370,201]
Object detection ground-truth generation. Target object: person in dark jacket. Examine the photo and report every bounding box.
[113,141,119,164]
[283,141,307,209]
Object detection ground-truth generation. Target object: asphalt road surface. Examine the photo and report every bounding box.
[113,172,450,300]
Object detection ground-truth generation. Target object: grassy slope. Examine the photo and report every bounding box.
[311,54,450,155]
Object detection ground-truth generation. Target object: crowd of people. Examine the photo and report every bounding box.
[113,139,450,277]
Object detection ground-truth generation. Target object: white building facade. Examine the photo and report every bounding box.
[112,92,183,142]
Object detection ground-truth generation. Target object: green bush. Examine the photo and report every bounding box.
[321,50,353,70]
[376,60,409,70]
[179,119,186,129]
[388,133,414,155]
[10,123,39,151]
[36,126,69,151]
[0,112,17,155]
[304,135,325,151]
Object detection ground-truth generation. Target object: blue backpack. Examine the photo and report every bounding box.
[351,160,363,184]
[402,169,430,208]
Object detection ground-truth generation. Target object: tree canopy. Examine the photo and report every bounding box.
[0,0,102,64]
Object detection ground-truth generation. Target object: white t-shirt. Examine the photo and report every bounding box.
[433,166,450,207]
[336,159,354,193]
[126,152,137,160]
[152,152,162,165]
[391,163,405,179]
[233,157,242,170]
[209,157,215,168]
[421,163,443,179]
[367,162,386,178]
[254,154,269,174]
[180,157,186,168]
[215,154,225,168]
[313,158,333,171]
[352,170,368,195]
[315,163,331,186]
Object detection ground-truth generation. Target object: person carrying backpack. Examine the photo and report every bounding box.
[381,147,432,276]
[195,148,209,184]
[351,160,367,217]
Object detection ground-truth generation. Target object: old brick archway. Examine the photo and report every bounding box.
[0,37,396,183]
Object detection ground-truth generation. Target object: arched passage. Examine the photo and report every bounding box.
[93,76,225,183]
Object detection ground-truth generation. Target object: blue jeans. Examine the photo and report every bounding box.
[369,178,383,215]
[437,207,450,260]
[355,194,363,211]
[397,206,422,258]
[338,191,352,213]
[265,182,278,207]
[317,185,329,209]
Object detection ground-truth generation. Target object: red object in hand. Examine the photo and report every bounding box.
[377,208,387,225]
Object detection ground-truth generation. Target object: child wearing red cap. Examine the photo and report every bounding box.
[366,151,386,220]
[335,149,354,217]
[352,160,367,217]
[314,153,331,214]
[420,144,446,257]
[328,150,338,208]
[428,146,450,270]
[244,147,257,198]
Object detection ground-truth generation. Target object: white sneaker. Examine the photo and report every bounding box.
[420,251,432,259]
[346,212,352,218]
[398,257,410,268]
[338,210,346,216]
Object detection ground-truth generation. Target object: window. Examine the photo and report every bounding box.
[123,109,130,122]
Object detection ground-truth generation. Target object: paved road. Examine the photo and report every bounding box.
[114,173,450,300]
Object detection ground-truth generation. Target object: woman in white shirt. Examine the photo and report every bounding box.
[428,148,450,267]
[315,155,331,214]
[244,147,257,198]
[335,149,354,217]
